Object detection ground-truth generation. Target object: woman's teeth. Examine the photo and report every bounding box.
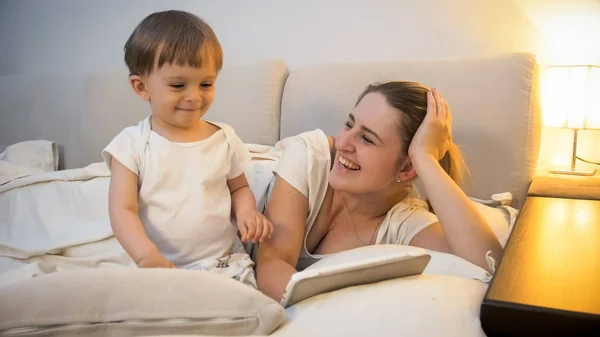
[339,157,360,170]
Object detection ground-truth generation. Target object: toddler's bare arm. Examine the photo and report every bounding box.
[228,173,272,243]
[109,158,174,268]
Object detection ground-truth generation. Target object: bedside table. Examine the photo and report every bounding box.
[480,174,600,336]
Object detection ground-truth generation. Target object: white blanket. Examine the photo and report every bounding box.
[0,162,113,255]
[0,145,279,286]
[0,162,134,285]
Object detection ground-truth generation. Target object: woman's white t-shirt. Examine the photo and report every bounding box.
[272,129,439,270]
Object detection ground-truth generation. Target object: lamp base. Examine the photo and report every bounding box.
[548,167,597,176]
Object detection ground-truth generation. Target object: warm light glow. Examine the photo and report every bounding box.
[574,206,592,230]
[550,153,567,167]
[543,65,600,129]
[547,198,568,222]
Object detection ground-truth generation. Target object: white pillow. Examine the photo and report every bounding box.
[469,193,518,248]
[243,144,280,212]
[245,158,277,213]
[272,273,488,337]
[0,140,58,171]
[274,245,489,336]
[0,269,285,336]
[423,249,492,282]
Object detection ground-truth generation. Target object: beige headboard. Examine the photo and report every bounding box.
[0,73,87,170]
[280,53,542,208]
[0,53,541,208]
[0,61,288,169]
[80,61,288,167]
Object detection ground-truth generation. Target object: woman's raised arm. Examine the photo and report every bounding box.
[408,89,503,271]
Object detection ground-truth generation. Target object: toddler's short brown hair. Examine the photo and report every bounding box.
[124,10,223,76]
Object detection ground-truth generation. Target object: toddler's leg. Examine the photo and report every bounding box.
[217,252,257,289]
[183,253,257,289]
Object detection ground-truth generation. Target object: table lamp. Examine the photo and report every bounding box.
[544,65,600,176]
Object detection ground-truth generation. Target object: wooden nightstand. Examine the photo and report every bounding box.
[480,173,600,337]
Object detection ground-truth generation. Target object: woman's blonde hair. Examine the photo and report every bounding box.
[355,81,465,184]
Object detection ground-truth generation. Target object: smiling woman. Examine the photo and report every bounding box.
[255,81,504,301]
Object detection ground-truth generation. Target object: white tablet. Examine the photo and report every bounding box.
[280,245,431,308]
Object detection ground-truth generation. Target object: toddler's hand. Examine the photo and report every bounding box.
[136,251,176,269]
[237,210,273,243]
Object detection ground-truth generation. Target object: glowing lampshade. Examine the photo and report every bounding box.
[543,65,600,129]
[543,65,599,176]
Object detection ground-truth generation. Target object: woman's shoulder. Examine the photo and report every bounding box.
[387,196,430,219]
[378,187,439,245]
[277,129,332,157]
[390,186,436,220]
[326,136,334,152]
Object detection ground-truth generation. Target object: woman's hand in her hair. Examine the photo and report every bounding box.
[408,88,452,162]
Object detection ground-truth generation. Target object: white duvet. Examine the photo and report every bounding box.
[0,163,135,285]
[0,144,279,286]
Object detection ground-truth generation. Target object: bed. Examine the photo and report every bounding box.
[0,53,542,336]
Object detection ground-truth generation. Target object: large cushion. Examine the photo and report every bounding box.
[270,245,489,337]
[0,269,285,336]
[272,274,487,337]
[279,53,542,208]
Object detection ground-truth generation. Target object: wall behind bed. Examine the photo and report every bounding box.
[9,0,593,172]
[0,0,544,76]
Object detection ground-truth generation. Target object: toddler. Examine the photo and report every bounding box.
[102,10,272,288]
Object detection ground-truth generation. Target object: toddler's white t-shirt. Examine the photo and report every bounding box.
[102,117,250,268]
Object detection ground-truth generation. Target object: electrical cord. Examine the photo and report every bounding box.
[576,156,600,166]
